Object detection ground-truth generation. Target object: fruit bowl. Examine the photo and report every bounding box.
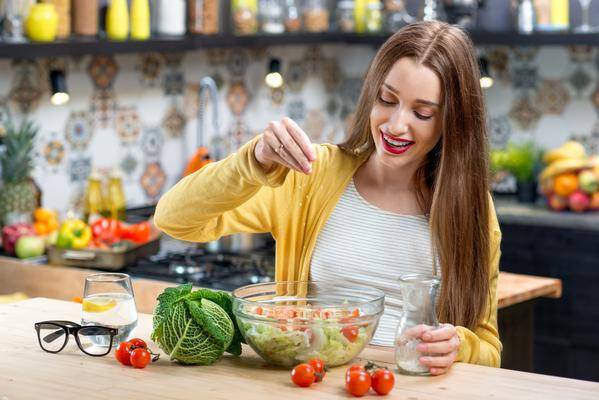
[232,281,384,367]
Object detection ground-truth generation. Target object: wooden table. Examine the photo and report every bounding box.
[2,298,596,400]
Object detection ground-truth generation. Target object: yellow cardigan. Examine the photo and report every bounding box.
[154,135,503,367]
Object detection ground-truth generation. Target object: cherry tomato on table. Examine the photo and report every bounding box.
[130,348,151,369]
[115,341,134,366]
[308,358,326,382]
[345,370,371,397]
[371,368,395,395]
[129,338,147,349]
[291,363,315,387]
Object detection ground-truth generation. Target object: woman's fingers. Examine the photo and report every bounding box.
[282,117,317,162]
[270,120,312,173]
[417,336,459,355]
[421,323,456,342]
[263,128,304,173]
[420,351,457,368]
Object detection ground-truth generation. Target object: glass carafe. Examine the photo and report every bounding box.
[394,274,440,376]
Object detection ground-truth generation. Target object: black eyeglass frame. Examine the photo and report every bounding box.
[34,320,118,356]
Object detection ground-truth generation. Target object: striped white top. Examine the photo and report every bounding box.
[310,179,437,346]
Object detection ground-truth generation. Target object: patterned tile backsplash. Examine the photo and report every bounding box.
[0,45,598,212]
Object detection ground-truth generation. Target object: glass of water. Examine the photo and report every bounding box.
[82,273,137,347]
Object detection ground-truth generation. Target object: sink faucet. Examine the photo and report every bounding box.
[197,76,221,159]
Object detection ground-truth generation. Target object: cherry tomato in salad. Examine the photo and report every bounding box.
[341,325,360,342]
[129,338,147,349]
[291,363,315,387]
[130,348,151,369]
[115,341,134,366]
[308,358,326,382]
[346,370,372,397]
[371,368,395,395]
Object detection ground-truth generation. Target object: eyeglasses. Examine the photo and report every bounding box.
[34,320,118,356]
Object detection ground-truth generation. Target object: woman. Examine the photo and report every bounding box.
[154,21,502,375]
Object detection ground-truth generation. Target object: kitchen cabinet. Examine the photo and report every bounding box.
[2,297,596,399]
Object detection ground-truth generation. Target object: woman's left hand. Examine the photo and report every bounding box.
[417,323,460,376]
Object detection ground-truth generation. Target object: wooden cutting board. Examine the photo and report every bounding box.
[1,298,597,400]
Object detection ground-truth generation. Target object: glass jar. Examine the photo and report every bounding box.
[232,0,258,35]
[364,0,383,33]
[394,274,440,376]
[303,0,330,33]
[189,0,220,35]
[259,0,285,34]
[336,0,355,32]
[284,0,301,32]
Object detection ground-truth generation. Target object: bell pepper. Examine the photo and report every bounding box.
[56,219,92,249]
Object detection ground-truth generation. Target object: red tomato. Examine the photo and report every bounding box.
[346,370,372,397]
[129,338,147,349]
[308,358,326,382]
[122,221,151,243]
[341,325,359,342]
[91,218,122,244]
[291,363,315,387]
[345,364,365,379]
[115,341,133,366]
[371,368,395,395]
[130,348,151,369]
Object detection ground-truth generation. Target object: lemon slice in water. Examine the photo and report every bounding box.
[82,298,117,313]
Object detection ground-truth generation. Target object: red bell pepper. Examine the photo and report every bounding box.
[91,218,122,245]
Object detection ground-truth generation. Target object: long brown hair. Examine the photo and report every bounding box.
[339,21,491,330]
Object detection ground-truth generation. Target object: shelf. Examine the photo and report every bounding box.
[0,31,596,59]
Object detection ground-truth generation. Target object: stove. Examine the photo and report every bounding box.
[123,237,275,292]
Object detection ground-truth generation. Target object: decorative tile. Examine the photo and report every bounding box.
[212,72,225,90]
[303,46,323,74]
[228,118,250,150]
[326,123,344,143]
[115,106,142,143]
[120,152,139,179]
[326,97,340,117]
[87,55,118,89]
[68,156,92,183]
[535,79,570,115]
[207,49,228,66]
[65,111,94,151]
[268,87,285,106]
[137,53,162,87]
[286,99,305,122]
[161,52,185,68]
[568,46,593,63]
[322,59,341,92]
[248,47,268,61]
[226,81,249,116]
[511,46,539,63]
[595,52,599,72]
[140,126,165,160]
[339,78,363,108]
[569,67,593,96]
[68,185,86,214]
[508,95,542,130]
[344,112,356,136]
[340,104,354,120]
[486,47,510,83]
[9,61,43,114]
[163,71,185,96]
[512,66,538,90]
[226,49,249,77]
[589,121,599,154]
[487,115,512,149]
[592,84,599,112]
[162,105,187,138]
[90,89,116,128]
[286,62,307,93]
[184,83,200,119]
[140,162,167,200]
[304,110,326,143]
[43,138,66,168]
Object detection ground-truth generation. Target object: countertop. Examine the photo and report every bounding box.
[0,257,561,313]
[495,197,599,231]
[1,298,597,400]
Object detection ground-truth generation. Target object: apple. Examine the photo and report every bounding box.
[15,235,46,259]
[569,191,590,213]
[547,194,568,211]
[2,223,35,255]
[578,170,599,194]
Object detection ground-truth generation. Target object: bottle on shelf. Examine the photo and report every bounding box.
[73,0,99,36]
[156,0,186,36]
[106,0,130,40]
[232,0,259,35]
[189,0,221,35]
[130,0,150,40]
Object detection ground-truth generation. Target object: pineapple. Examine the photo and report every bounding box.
[0,119,39,226]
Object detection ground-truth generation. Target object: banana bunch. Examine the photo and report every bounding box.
[539,141,589,182]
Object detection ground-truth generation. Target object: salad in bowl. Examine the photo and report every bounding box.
[232,281,385,367]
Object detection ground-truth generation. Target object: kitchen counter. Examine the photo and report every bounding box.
[495,197,599,231]
[1,298,597,400]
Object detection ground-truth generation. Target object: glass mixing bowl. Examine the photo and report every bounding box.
[232,281,385,367]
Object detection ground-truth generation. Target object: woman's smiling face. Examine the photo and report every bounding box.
[369,57,443,174]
